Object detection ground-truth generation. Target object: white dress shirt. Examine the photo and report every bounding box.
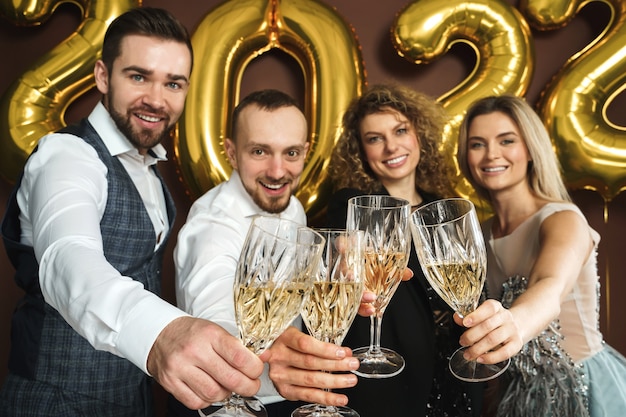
[174,169,306,403]
[16,102,188,374]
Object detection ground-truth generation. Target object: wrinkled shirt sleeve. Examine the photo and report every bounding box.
[18,133,187,374]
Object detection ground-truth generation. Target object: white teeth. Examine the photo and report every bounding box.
[262,183,283,190]
[484,167,506,172]
[137,114,160,122]
[385,155,406,165]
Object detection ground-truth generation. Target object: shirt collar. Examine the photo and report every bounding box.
[87,101,168,162]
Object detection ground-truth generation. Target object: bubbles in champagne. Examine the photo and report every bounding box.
[235,282,309,353]
[423,261,484,316]
[301,281,363,344]
[363,250,407,312]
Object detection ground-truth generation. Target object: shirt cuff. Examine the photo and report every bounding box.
[116,294,190,375]
[257,363,282,401]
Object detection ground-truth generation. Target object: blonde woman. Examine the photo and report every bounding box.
[456,94,626,416]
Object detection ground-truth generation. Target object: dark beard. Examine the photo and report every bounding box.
[247,181,292,214]
[108,102,172,152]
[252,193,290,214]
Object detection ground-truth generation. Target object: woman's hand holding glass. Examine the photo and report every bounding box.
[453,298,524,365]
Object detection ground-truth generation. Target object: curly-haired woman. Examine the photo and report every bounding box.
[326,83,483,417]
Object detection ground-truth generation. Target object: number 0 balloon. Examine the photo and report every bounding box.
[176,0,365,220]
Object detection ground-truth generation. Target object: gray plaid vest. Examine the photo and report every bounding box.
[1,118,176,415]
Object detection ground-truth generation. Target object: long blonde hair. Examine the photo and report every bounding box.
[457,95,571,203]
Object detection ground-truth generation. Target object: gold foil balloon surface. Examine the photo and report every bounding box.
[0,0,139,183]
[176,0,365,220]
[2,0,625,210]
[527,0,626,201]
[392,0,534,214]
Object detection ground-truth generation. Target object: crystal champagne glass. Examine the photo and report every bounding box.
[346,195,411,378]
[410,198,510,382]
[292,229,366,417]
[200,215,325,417]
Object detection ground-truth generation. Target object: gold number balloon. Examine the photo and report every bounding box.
[0,0,139,183]
[391,0,534,207]
[526,0,626,201]
[177,0,365,220]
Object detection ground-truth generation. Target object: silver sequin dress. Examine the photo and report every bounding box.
[483,202,626,417]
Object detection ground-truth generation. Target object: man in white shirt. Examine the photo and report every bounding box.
[172,90,361,417]
[0,7,267,416]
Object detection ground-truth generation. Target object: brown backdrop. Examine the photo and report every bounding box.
[1,0,625,414]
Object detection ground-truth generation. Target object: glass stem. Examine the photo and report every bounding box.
[321,370,331,394]
[224,393,240,409]
[368,311,384,354]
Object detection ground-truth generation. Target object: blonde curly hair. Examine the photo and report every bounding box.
[329,83,455,197]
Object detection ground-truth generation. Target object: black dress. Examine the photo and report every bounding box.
[325,188,483,417]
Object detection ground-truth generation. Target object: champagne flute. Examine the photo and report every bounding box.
[292,229,366,417]
[200,215,325,417]
[410,198,510,382]
[346,195,411,379]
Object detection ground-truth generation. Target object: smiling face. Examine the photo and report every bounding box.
[359,109,421,188]
[466,111,532,197]
[94,34,191,154]
[225,104,309,214]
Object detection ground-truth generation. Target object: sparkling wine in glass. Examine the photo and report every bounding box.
[410,198,510,382]
[200,216,325,417]
[346,195,411,379]
[292,229,366,417]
